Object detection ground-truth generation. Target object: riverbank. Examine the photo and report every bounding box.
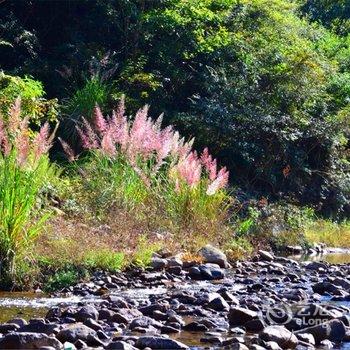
[0,249,350,349]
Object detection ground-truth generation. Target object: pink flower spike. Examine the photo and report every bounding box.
[101,130,116,157]
[94,106,107,134]
[9,97,21,134]
[206,166,229,195]
[59,137,76,162]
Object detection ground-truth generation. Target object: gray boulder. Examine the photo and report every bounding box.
[260,326,298,349]
[17,320,59,335]
[207,295,230,312]
[56,324,96,344]
[198,245,229,268]
[105,341,138,350]
[135,336,188,349]
[295,319,346,344]
[258,250,274,262]
[0,332,62,349]
[75,305,99,322]
[228,307,259,326]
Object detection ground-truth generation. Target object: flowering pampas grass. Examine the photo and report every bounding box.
[0,98,58,285]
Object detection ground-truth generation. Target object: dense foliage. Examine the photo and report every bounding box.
[0,0,349,217]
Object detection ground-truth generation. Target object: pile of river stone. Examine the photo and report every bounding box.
[0,246,350,349]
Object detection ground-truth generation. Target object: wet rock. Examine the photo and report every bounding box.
[99,308,115,321]
[251,345,268,350]
[161,325,180,334]
[333,277,350,290]
[105,341,138,350]
[112,308,143,323]
[188,264,225,280]
[219,290,239,305]
[312,282,342,295]
[168,256,183,268]
[296,333,315,345]
[260,325,298,349]
[295,319,346,344]
[73,339,87,349]
[258,250,274,262]
[135,336,189,349]
[0,332,63,349]
[295,343,314,350]
[265,341,283,350]
[319,339,333,349]
[207,295,229,311]
[304,262,328,271]
[200,335,223,344]
[17,321,59,335]
[286,246,303,254]
[0,323,20,333]
[129,316,162,330]
[198,245,228,268]
[83,318,103,331]
[229,343,249,350]
[228,307,259,326]
[75,305,99,322]
[56,324,96,344]
[7,318,27,327]
[46,308,62,320]
[183,321,208,332]
[151,257,168,270]
[245,319,266,332]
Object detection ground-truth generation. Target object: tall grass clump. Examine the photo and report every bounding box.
[60,98,231,244]
[0,99,57,286]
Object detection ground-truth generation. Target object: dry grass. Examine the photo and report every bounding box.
[35,199,233,270]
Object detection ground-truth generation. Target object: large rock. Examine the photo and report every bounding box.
[151,257,168,270]
[75,305,99,322]
[295,319,346,344]
[207,295,230,312]
[188,264,225,280]
[135,336,188,349]
[129,316,162,330]
[17,320,59,335]
[228,307,259,326]
[258,250,274,262]
[106,341,138,350]
[198,245,229,268]
[260,326,298,349]
[0,332,63,349]
[56,324,96,344]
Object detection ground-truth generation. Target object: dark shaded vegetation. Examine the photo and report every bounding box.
[0,0,349,289]
[1,0,348,217]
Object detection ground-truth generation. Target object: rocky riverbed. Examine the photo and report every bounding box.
[0,247,350,349]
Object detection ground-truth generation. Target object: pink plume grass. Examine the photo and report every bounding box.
[68,99,229,194]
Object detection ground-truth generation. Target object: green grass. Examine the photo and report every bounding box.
[305,220,350,248]
[0,150,57,286]
[83,250,125,271]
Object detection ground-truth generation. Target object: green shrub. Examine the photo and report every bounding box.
[0,72,58,125]
[132,235,161,268]
[44,268,81,292]
[83,250,125,271]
